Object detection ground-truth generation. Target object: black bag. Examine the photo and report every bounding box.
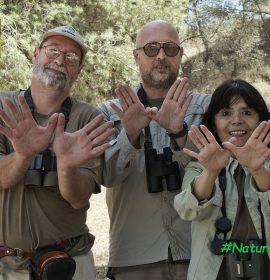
[30,244,76,280]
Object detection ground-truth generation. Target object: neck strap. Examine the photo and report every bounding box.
[218,167,266,245]
[24,87,72,130]
[137,85,153,149]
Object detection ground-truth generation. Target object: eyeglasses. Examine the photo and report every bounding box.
[40,45,81,65]
[136,42,181,57]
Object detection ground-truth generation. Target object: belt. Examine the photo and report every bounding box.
[0,246,32,258]
[0,236,80,259]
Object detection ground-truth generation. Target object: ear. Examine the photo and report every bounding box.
[179,47,184,58]
[77,63,84,75]
[32,47,40,63]
[133,50,139,64]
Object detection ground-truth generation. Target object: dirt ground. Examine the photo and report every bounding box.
[86,187,110,279]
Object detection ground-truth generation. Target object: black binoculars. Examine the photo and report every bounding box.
[226,239,266,280]
[144,147,183,193]
[29,149,57,172]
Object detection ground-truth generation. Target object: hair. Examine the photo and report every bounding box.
[202,79,270,142]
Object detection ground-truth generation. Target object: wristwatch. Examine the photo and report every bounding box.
[167,121,188,139]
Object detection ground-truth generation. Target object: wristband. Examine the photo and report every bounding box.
[167,121,188,139]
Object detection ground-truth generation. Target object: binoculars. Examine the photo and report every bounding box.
[29,149,57,172]
[25,149,58,189]
[144,147,183,193]
[225,239,266,280]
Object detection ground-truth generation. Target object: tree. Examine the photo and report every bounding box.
[183,0,270,96]
[0,0,189,103]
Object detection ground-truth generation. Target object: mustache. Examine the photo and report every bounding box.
[152,60,169,67]
[44,63,68,76]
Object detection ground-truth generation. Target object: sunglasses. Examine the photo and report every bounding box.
[136,42,181,57]
[41,45,81,65]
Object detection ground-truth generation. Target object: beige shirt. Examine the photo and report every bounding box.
[101,91,211,267]
[174,159,270,280]
[0,91,102,270]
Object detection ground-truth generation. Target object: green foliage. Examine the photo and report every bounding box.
[0,0,189,103]
[0,17,2,59]
[0,0,269,104]
[182,0,270,100]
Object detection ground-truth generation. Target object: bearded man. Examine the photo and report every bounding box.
[101,20,211,280]
[0,25,114,280]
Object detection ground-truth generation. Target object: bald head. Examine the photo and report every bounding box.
[135,20,180,48]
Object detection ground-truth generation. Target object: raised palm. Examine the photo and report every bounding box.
[0,96,58,159]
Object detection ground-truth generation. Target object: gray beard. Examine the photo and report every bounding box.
[141,71,178,90]
[32,60,75,91]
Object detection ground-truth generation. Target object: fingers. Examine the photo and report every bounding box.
[55,113,65,135]
[250,121,268,141]
[222,141,237,153]
[182,147,199,159]
[145,107,158,118]
[188,125,210,150]
[115,85,130,111]
[110,102,123,118]
[179,94,193,117]
[0,109,16,130]
[199,125,217,144]
[3,98,23,124]
[83,114,106,134]
[46,113,59,135]
[18,95,33,120]
[87,121,114,144]
[0,96,34,130]
[248,120,270,145]
[166,78,189,104]
[0,124,12,139]
[166,79,182,100]
[263,121,270,145]
[115,84,141,111]
[87,143,112,158]
[176,78,189,105]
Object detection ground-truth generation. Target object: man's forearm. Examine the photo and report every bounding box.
[57,167,96,209]
[0,153,33,189]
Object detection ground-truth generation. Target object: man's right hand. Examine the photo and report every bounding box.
[0,95,58,161]
[110,84,151,147]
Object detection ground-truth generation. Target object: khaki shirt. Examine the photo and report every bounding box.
[174,159,270,280]
[101,91,211,267]
[0,90,102,271]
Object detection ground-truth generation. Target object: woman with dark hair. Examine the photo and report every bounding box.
[174,79,270,280]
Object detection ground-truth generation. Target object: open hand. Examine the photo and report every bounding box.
[0,95,58,160]
[184,124,231,172]
[146,78,192,133]
[110,84,150,145]
[53,113,114,170]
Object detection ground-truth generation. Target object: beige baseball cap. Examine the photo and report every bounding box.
[42,25,87,60]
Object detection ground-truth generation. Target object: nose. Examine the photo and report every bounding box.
[231,112,243,124]
[53,52,65,66]
[156,47,166,59]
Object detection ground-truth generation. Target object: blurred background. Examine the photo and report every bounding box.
[1,0,270,104]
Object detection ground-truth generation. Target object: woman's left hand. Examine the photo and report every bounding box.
[222,120,270,171]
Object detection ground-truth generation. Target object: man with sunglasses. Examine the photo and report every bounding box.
[101,20,211,280]
[0,26,114,280]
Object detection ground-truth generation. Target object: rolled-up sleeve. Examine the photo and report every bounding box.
[174,161,223,222]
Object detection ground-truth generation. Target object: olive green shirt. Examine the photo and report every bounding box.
[0,90,102,271]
